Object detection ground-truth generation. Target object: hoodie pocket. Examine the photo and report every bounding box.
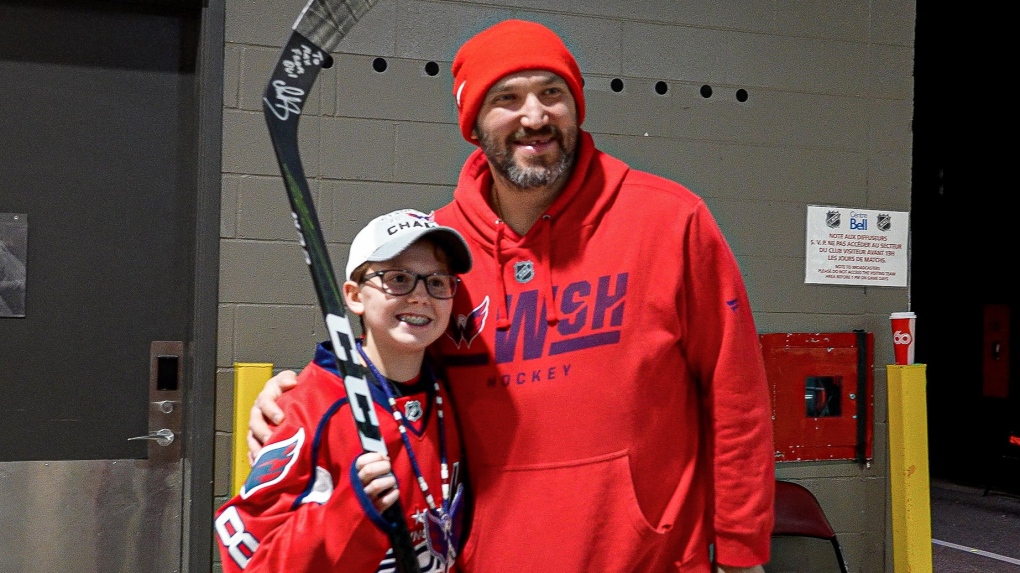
[460,449,682,572]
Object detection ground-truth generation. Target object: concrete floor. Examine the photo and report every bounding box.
[764,476,1020,572]
[930,479,1020,573]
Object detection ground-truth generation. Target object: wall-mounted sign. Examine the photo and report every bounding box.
[1,213,27,318]
[805,205,908,287]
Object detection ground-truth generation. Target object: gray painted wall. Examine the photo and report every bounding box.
[214,1,916,571]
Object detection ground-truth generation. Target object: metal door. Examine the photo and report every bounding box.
[983,303,1010,399]
[0,2,202,571]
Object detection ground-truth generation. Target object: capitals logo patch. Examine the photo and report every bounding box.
[447,296,489,349]
[241,428,304,499]
[424,483,465,568]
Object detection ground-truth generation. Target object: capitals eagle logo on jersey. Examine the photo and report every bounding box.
[241,429,304,499]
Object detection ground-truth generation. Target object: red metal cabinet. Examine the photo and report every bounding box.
[760,332,874,463]
[982,304,1010,399]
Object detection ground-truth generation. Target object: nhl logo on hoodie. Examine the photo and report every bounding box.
[513,261,535,283]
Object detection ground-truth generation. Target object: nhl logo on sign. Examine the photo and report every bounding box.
[514,261,535,284]
[825,210,841,228]
[404,400,423,422]
[877,213,892,232]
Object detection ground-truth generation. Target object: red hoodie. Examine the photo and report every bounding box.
[433,131,774,572]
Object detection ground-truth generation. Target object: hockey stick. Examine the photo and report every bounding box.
[262,2,421,572]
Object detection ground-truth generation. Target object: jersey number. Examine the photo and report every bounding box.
[215,506,260,568]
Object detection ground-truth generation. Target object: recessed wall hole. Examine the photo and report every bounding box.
[610,78,624,92]
[700,84,713,98]
[372,57,387,72]
[736,88,748,102]
[424,61,439,76]
[655,81,668,95]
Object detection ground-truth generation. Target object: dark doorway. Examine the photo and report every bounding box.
[913,4,1017,487]
[0,1,216,570]
[0,0,199,462]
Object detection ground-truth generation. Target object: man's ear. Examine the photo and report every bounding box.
[343,281,365,316]
[470,125,479,140]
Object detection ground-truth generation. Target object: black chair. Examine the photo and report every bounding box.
[772,480,849,573]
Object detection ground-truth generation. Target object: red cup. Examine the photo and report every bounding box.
[890,311,916,364]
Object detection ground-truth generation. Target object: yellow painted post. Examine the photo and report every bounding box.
[232,362,274,496]
[887,364,933,573]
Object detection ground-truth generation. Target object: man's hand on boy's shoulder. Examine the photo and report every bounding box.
[247,369,300,465]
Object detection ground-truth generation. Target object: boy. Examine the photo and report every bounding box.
[215,209,472,573]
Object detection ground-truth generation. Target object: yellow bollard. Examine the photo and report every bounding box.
[232,362,274,496]
[887,364,933,573]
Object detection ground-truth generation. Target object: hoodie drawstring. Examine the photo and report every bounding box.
[493,215,559,330]
[494,220,512,330]
[539,215,559,326]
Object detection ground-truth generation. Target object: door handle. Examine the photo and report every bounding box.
[154,400,178,414]
[146,341,183,461]
[128,428,175,447]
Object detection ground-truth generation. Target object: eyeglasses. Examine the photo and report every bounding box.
[360,269,459,299]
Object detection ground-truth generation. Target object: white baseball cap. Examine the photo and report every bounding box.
[345,209,472,280]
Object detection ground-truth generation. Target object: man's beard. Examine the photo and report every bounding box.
[478,125,577,190]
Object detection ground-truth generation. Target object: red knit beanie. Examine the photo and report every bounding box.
[451,20,586,144]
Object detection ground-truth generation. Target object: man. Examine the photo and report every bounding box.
[249,19,774,573]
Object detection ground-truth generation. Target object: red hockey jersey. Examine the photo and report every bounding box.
[216,343,465,572]
[433,131,774,572]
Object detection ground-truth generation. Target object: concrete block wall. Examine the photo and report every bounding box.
[214,1,916,571]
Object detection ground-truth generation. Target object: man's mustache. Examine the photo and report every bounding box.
[510,126,561,143]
